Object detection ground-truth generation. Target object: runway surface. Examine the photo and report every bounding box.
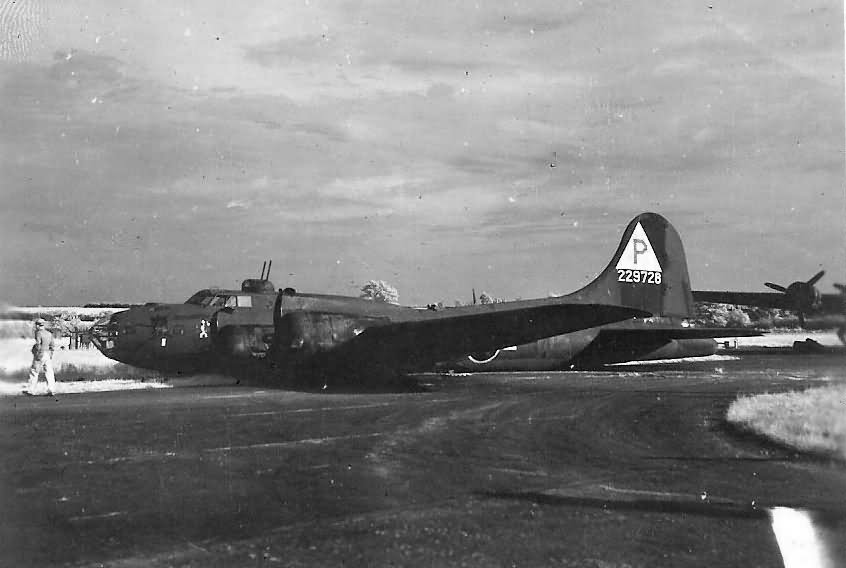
[2,352,846,567]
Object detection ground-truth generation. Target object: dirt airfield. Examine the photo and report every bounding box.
[2,347,846,567]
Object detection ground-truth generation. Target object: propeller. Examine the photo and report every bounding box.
[763,270,824,327]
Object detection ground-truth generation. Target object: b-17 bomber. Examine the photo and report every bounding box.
[92,213,740,388]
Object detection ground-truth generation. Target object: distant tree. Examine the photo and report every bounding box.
[360,280,399,304]
[694,303,752,327]
[724,306,752,327]
[46,314,72,338]
[742,306,779,329]
[477,291,505,305]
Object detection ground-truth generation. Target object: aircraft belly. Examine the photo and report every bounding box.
[569,331,670,368]
[636,338,717,361]
[117,337,213,372]
[447,329,599,371]
[570,332,719,368]
[539,331,599,359]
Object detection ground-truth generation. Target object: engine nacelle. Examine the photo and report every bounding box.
[275,312,379,356]
[215,325,271,359]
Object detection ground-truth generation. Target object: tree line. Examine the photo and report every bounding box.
[360,279,813,330]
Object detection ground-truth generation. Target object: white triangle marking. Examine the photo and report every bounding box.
[615,222,662,272]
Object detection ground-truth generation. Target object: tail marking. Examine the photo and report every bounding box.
[615,222,663,285]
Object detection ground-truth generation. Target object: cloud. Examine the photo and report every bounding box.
[2,0,842,305]
[319,174,425,200]
[244,35,340,67]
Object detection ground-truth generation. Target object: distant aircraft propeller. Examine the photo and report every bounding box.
[763,270,824,327]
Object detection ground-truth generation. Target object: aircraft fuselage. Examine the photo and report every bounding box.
[90,213,760,384]
[94,295,722,376]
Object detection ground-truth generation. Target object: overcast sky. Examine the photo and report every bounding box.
[1,0,843,306]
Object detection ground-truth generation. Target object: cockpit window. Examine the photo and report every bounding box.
[185,291,247,308]
[184,291,229,307]
[185,290,213,305]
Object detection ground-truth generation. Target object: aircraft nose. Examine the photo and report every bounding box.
[90,312,121,354]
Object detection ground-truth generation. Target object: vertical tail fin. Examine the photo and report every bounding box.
[566,212,694,318]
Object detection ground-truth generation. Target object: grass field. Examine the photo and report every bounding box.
[0,311,165,395]
[0,338,151,379]
[727,384,846,460]
[724,332,846,460]
[0,336,170,396]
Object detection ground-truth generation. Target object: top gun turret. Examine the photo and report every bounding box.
[241,280,275,293]
[241,260,275,293]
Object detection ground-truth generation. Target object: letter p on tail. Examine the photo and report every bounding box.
[568,212,694,318]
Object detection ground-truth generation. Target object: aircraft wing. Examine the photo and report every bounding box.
[618,326,764,340]
[328,301,650,373]
[691,291,789,309]
[564,325,762,368]
[585,326,761,354]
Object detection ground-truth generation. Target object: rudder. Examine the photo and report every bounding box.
[566,212,694,318]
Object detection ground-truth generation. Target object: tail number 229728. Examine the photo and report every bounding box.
[617,269,662,284]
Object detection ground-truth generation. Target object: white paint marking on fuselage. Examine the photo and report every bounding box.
[615,221,662,272]
[204,432,383,453]
[468,350,501,363]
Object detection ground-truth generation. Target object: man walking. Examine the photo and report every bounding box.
[25,318,56,396]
